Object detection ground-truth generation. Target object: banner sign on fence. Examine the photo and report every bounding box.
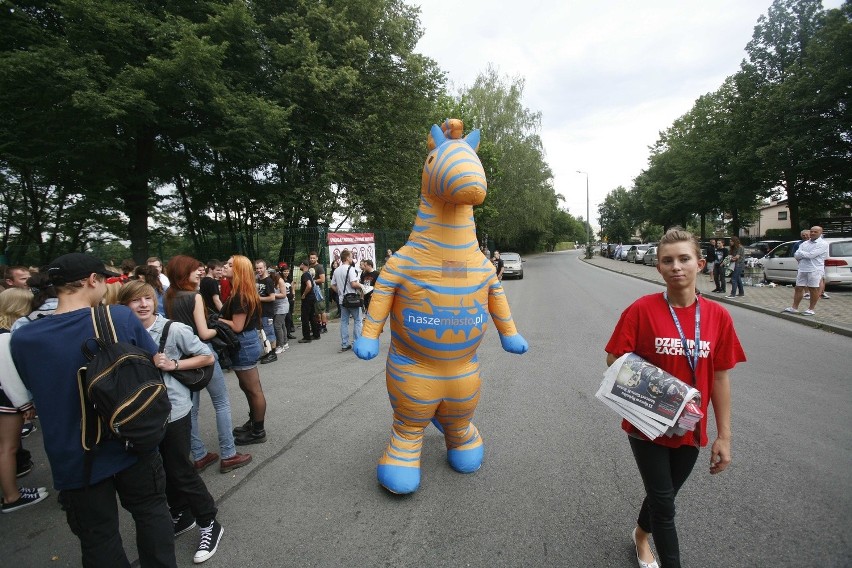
[327,233,375,266]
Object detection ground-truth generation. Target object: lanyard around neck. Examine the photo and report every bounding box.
[663,292,700,379]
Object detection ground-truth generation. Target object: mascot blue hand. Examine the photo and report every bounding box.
[500,333,529,355]
[354,337,380,360]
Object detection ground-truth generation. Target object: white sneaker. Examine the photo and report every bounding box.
[274,346,285,354]
[803,293,810,299]
[783,307,799,314]
[821,292,830,299]
[802,309,815,316]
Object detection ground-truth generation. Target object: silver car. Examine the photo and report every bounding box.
[761,238,852,285]
[643,246,658,266]
[501,252,524,279]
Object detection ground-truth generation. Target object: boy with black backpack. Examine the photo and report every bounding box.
[10,253,177,568]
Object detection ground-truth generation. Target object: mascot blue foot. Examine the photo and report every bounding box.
[377,464,421,494]
[447,444,484,474]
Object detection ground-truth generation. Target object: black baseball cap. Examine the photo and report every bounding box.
[47,253,119,285]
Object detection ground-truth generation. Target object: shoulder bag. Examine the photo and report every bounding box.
[159,320,214,392]
[341,266,363,309]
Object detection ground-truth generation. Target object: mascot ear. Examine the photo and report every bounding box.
[464,129,481,152]
[428,124,447,152]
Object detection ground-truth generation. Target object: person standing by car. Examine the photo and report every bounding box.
[492,250,504,281]
[784,226,830,316]
[726,237,745,298]
[605,228,746,568]
[712,240,728,293]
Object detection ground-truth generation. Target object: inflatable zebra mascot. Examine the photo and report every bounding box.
[353,119,528,494]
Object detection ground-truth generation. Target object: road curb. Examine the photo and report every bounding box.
[581,257,852,339]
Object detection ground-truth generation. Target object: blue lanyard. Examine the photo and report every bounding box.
[663,292,700,378]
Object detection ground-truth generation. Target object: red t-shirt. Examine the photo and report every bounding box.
[219,278,232,303]
[605,293,746,448]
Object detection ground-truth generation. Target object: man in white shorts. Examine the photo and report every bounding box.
[783,226,829,316]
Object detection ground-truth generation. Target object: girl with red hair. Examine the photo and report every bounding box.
[164,256,251,472]
[218,255,267,445]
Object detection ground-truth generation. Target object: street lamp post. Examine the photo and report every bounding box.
[576,170,591,258]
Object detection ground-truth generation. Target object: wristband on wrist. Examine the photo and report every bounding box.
[172,359,179,371]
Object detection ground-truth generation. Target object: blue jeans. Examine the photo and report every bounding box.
[730,264,744,296]
[339,303,363,348]
[58,452,176,568]
[190,351,236,461]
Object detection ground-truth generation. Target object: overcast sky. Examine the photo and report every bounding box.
[411,0,842,230]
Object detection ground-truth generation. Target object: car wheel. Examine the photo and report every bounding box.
[519,272,524,280]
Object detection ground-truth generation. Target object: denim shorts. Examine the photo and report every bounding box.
[231,329,262,371]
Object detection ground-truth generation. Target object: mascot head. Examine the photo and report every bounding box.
[422,119,486,206]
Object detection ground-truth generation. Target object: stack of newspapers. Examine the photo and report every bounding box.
[596,353,703,440]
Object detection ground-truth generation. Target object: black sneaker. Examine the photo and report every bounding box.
[234,429,266,446]
[287,333,296,339]
[2,489,48,513]
[259,352,277,364]
[16,459,33,478]
[194,520,224,564]
[173,510,197,537]
[232,419,252,436]
[21,422,37,438]
[298,338,312,343]
[19,486,48,496]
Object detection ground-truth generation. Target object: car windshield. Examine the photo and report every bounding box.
[502,253,520,262]
[829,241,852,256]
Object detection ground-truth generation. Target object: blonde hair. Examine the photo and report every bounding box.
[0,287,34,329]
[102,281,124,305]
[658,227,701,258]
[117,280,159,312]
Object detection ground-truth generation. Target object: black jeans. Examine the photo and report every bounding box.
[160,414,217,525]
[301,297,318,339]
[713,263,725,292]
[58,451,176,568]
[286,297,295,332]
[629,437,699,568]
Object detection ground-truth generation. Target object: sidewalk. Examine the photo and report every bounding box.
[583,255,852,338]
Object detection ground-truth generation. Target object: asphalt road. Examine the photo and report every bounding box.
[4,250,851,567]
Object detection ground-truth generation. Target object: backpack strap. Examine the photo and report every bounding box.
[158,320,172,354]
[92,305,118,345]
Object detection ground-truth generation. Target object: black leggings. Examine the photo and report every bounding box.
[629,437,699,568]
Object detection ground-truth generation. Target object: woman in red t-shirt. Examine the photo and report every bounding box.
[605,228,746,568]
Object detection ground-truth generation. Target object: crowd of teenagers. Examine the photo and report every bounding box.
[0,227,746,568]
[0,248,377,566]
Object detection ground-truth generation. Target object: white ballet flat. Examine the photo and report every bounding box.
[632,528,660,568]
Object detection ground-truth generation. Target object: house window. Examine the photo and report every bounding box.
[778,211,788,221]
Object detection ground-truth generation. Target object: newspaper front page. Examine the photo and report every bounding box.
[596,353,701,439]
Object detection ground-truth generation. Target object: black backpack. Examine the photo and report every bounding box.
[77,305,171,455]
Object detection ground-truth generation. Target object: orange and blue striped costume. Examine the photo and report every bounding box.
[353,119,528,494]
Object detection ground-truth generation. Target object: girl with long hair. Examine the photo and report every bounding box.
[269,269,290,354]
[605,228,746,568]
[0,288,48,512]
[727,236,745,299]
[164,255,251,473]
[218,255,268,445]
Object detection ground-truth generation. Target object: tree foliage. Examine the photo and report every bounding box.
[601,0,849,241]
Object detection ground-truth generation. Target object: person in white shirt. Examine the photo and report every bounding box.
[784,226,829,316]
[147,256,171,290]
[330,249,362,352]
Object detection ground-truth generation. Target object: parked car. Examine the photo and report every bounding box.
[643,246,658,266]
[600,243,618,258]
[744,240,785,258]
[760,238,852,285]
[626,244,651,264]
[501,252,524,279]
[616,246,630,261]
